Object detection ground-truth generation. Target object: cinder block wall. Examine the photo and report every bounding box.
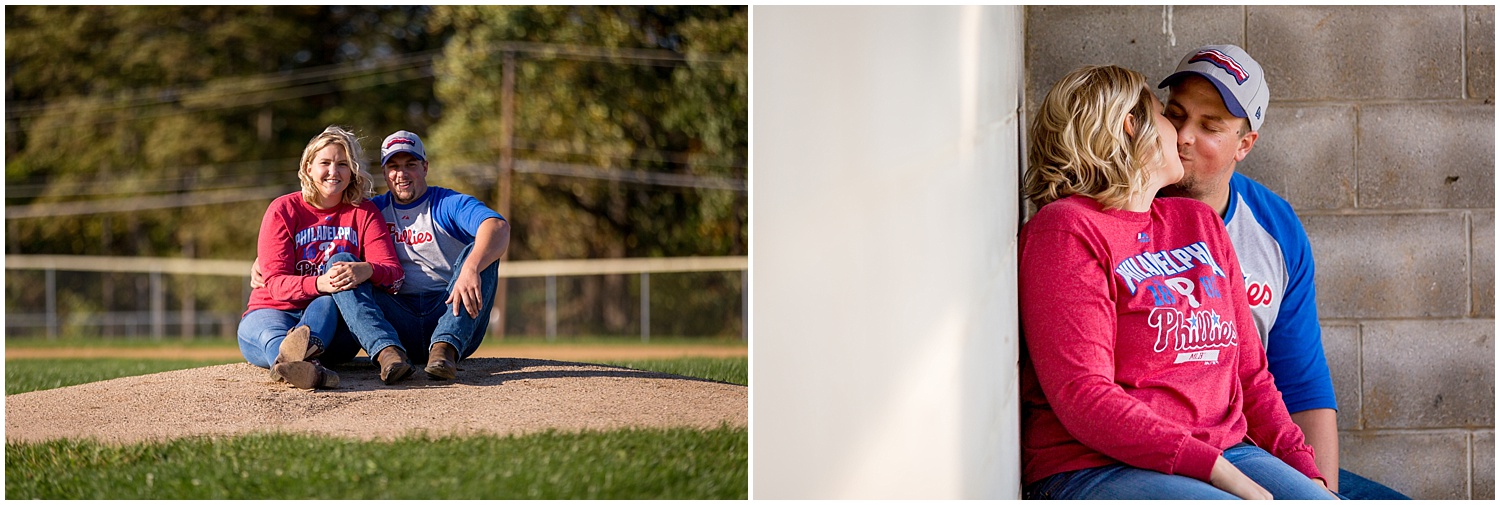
[1025,6,1495,499]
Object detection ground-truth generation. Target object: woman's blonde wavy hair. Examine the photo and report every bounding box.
[298,125,374,206]
[1024,65,1166,210]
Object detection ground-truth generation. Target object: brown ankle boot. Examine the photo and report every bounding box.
[270,325,325,382]
[375,346,414,385]
[273,360,340,389]
[425,342,458,380]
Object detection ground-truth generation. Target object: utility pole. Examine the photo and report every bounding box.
[493,50,516,338]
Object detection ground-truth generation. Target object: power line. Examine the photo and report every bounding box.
[6,138,744,199]
[5,156,745,219]
[450,160,746,192]
[6,49,444,120]
[7,40,742,125]
[444,143,746,172]
[5,186,293,219]
[6,158,299,197]
[9,65,438,133]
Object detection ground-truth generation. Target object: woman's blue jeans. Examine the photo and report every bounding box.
[237,252,400,368]
[1024,443,1339,500]
[237,296,361,369]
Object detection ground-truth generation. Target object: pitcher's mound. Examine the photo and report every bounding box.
[6,358,747,445]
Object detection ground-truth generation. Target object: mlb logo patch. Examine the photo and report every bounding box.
[1189,49,1250,85]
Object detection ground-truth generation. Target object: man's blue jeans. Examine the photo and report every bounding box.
[347,243,498,363]
[325,252,407,361]
[1338,468,1410,500]
[238,252,400,368]
[1024,443,1339,500]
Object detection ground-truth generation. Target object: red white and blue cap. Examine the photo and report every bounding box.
[380,130,427,166]
[1158,44,1269,131]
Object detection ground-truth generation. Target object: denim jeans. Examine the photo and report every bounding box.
[237,296,361,368]
[325,252,406,361]
[1338,468,1410,500]
[237,252,390,368]
[366,242,497,364]
[1025,443,1339,500]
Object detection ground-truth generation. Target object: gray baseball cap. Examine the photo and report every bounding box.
[380,130,427,166]
[1158,44,1269,131]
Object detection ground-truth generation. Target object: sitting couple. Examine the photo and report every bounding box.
[236,126,510,390]
[1018,49,1343,499]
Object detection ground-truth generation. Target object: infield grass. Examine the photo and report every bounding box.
[600,357,747,386]
[5,358,240,395]
[7,426,747,499]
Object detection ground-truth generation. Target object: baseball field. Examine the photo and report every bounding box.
[5,336,748,499]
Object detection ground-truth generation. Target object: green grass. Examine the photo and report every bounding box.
[6,426,747,499]
[5,337,242,350]
[5,355,749,498]
[599,357,747,386]
[6,358,240,395]
[6,334,747,348]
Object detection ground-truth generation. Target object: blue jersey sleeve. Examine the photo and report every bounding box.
[429,187,505,242]
[1235,174,1338,414]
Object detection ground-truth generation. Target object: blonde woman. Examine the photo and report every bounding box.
[237,126,405,389]
[1017,66,1335,500]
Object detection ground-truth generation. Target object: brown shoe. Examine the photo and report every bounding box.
[273,360,340,389]
[270,326,326,382]
[425,342,458,380]
[375,346,414,385]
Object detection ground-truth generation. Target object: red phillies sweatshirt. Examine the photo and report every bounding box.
[244,193,404,316]
[1018,194,1321,486]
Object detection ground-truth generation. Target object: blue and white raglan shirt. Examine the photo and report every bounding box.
[1223,172,1337,414]
[371,187,505,295]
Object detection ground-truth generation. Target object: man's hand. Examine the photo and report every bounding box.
[446,267,483,318]
[1290,408,1340,492]
[250,259,265,289]
[1313,477,1339,499]
[1209,455,1273,500]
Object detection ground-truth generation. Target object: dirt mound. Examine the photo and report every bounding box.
[6,358,747,445]
[5,343,747,361]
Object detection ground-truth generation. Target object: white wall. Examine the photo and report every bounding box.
[752,6,1025,499]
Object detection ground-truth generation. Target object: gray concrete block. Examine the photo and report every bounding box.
[1236,106,1355,210]
[1476,212,1495,318]
[1320,324,1361,430]
[1303,213,1469,318]
[1340,430,1468,499]
[1477,431,1495,499]
[1362,320,1493,429]
[1470,6,1495,100]
[1025,6,1243,113]
[1358,103,1496,209]
[1249,6,1464,100]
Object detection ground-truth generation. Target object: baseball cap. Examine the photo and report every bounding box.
[380,130,427,166]
[1158,44,1269,131]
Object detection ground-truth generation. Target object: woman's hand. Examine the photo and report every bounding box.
[1209,455,1273,500]
[316,262,371,293]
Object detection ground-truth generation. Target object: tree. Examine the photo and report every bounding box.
[5,6,447,335]
[427,6,747,335]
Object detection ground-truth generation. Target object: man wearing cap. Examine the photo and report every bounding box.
[1157,44,1408,500]
[254,130,510,383]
